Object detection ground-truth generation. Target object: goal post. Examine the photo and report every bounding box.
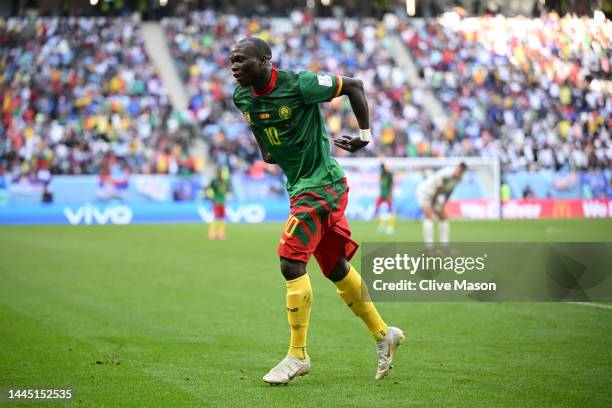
[335,157,501,220]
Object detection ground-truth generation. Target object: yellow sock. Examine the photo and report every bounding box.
[389,213,395,228]
[335,265,388,341]
[208,220,216,236]
[217,220,225,235]
[286,274,312,360]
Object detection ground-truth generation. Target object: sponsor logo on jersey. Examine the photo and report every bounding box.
[243,111,252,124]
[317,74,333,87]
[259,113,270,119]
[278,105,292,120]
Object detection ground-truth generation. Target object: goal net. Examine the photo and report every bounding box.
[335,157,501,220]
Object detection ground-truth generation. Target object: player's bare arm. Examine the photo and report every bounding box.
[334,77,371,153]
[431,186,443,207]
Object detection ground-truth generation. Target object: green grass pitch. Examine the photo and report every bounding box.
[1,219,611,407]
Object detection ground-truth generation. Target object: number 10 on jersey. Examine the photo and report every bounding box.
[264,127,281,145]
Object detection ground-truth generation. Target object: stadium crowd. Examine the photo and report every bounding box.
[1,11,609,191]
[162,10,434,175]
[400,12,611,172]
[0,16,200,183]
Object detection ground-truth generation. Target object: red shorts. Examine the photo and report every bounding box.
[375,197,393,211]
[213,203,225,219]
[278,178,359,277]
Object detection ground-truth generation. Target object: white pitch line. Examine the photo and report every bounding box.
[567,302,612,310]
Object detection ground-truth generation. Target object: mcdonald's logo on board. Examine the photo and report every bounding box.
[552,201,572,218]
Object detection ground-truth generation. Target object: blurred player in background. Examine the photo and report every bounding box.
[375,163,395,234]
[416,163,466,251]
[206,168,229,240]
[231,37,404,385]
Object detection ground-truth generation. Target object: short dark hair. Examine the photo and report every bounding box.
[458,162,467,170]
[238,37,272,60]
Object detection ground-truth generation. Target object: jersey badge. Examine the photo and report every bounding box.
[278,105,292,120]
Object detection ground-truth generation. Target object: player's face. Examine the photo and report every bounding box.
[229,45,261,86]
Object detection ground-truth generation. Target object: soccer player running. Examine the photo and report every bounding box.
[416,163,466,251]
[375,163,395,234]
[206,169,229,240]
[230,38,404,385]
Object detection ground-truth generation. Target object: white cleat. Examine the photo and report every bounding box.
[262,355,311,385]
[375,326,405,380]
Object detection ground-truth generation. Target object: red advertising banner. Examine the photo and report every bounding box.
[445,200,499,220]
[445,199,612,219]
[502,199,612,219]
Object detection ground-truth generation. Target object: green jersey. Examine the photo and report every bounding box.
[233,68,345,197]
[208,178,228,205]
[380,170,393,199]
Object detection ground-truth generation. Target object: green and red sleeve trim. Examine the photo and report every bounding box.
[333,75,343,98]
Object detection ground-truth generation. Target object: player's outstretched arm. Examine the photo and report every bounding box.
[255,135,277,164]
[334,77,371,153]
[429,186,441,213]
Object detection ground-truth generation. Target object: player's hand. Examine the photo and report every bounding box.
[434,200,448,216]
[334,135,369,153]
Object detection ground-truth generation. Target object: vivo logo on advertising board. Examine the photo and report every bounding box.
[581,201,608,218]
[458,201,498,220]
[197,204,266,223]
[64,204,133,225]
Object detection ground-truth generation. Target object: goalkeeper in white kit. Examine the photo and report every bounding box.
[416,163,466,250]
